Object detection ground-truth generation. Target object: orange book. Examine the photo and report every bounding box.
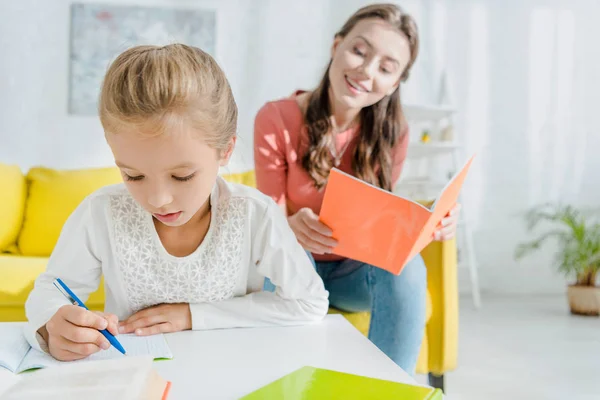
[319,155,475,275]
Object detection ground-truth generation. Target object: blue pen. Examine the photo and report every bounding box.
[53,278,126,355]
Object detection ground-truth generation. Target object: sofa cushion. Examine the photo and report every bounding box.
[0,255,49,307]
[0,163,26,253]
[0,255,105,322]
[18,167,122,256]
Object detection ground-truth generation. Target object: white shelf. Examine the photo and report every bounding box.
[402,97,480,308]
[406,142,460,158]
[395,177,447,189]
[393,177,448,202]
[403,103,456,122]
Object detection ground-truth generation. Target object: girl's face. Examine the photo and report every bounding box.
[106,126,234,227]
[328,18,412,111]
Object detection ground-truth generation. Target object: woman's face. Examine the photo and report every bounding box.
[328,18,411,111]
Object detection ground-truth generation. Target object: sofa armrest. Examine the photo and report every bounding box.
[420,238,458,374]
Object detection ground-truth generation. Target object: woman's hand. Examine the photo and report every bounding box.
[287,208,338,254]
[433,204,461,241]
[118,303,191,336]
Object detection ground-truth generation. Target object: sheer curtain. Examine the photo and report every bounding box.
[427,0,600,293]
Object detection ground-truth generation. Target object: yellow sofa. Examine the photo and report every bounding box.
[0,162,457,388]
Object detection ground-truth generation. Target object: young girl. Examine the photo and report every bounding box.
[25,44,328,361]
[254,4,460,375]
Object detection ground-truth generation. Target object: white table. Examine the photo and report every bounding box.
[155,314,418,399]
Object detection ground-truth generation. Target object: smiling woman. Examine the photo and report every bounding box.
[253,3,460,375]
[304,8,418,192]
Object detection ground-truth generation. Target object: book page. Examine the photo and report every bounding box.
[2,356,156,400]
[0,325,31,373]
[87,333,173,361]
[0,368,21,397]
[18,333,173,372]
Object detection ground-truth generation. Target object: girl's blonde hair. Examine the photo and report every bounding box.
[99,44,237,151]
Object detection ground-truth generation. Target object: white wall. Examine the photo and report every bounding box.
[0,0,433,173]
[0,0,264,172]
[2,0,599,296]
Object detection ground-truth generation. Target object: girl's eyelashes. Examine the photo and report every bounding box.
[124,173,144,182]
[172,173,196,182]
[123,172,196,182]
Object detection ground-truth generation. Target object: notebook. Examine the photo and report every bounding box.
[0,324,173,374]
[240,366,443,399]
[0,356,171,400]
[319,155,474,275]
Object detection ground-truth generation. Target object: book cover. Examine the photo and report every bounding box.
[240,366,443,399]
[319,155,474,275]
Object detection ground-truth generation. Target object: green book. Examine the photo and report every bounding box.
[240,366,443,399]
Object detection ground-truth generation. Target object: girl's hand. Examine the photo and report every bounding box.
[118,303,191,336]
[287,208,338,254]
[434,204,461,241]
[42,305,119,361]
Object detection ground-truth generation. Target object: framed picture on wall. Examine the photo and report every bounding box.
[68,3,216,115]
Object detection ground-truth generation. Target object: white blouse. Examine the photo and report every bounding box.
[24,177,329,351]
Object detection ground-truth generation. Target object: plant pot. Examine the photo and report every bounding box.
[567,285,600,316]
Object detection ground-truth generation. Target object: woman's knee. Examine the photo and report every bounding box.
[369,255,427,299]
[398,255,427,288]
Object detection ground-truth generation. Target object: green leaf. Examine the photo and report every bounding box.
[516,204,600,284]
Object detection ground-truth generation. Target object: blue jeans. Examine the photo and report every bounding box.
[264,253,427,375]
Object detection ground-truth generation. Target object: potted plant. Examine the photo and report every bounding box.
[515,204,600,316]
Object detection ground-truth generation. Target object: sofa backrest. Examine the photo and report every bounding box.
[0,163,27,253]
[18,167,124,256]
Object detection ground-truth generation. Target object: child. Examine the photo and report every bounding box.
[24,44,329,361]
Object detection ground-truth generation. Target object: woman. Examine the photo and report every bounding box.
[253,3,459,374]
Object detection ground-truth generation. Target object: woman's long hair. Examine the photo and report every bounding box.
[302,3,419,191]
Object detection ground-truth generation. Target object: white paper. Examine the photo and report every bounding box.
[88,333,173,361]
[0,326,31,373]
[18,334,173,372]
[0,326,173,374]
